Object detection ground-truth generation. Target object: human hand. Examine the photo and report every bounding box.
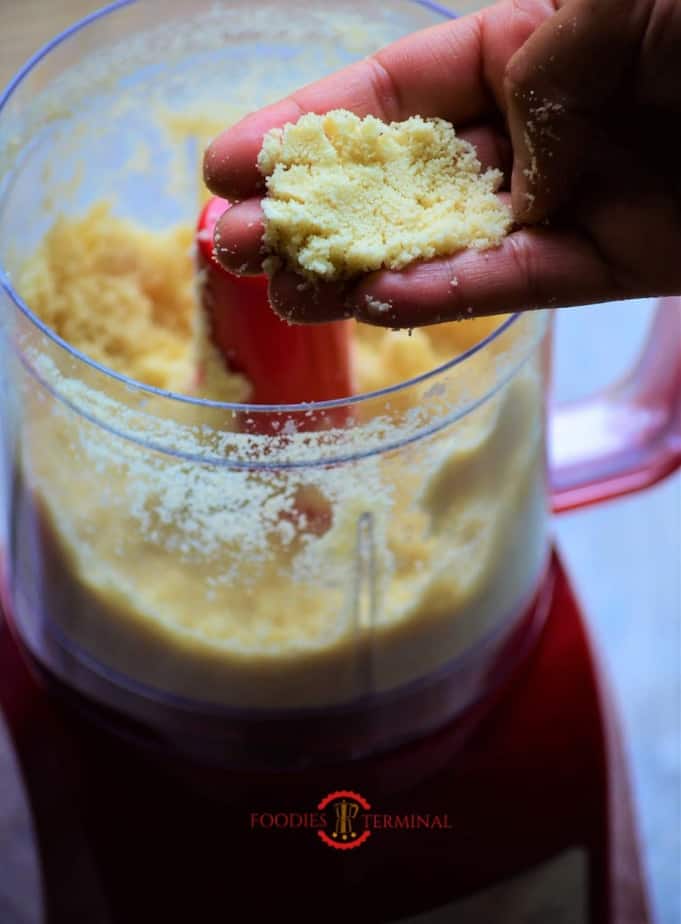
[204,0,681,327]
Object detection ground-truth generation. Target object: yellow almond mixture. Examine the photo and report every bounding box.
[258,110,512,280]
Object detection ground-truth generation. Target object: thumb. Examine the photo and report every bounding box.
[504,0,651,223]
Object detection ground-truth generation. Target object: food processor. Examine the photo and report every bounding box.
[0,1,679,921]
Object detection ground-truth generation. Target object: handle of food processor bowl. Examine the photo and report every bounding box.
[549,296,681,513]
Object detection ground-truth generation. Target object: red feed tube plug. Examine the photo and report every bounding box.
[196,197,355,432]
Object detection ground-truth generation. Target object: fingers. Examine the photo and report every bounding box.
[504,0,650,223]
[203,11,497,203]
[350,228,624,325]
[214,200,265,275]
[269,273,350,325]
[267,227,627,327]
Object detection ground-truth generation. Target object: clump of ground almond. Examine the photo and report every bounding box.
[257,109,512,281]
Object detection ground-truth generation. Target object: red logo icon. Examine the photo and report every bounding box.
[317,790,372,850]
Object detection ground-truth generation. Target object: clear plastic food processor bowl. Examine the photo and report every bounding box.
[0,0,552,769]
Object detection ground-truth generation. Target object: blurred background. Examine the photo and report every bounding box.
[0,2,679,922]
[553,298,680,924]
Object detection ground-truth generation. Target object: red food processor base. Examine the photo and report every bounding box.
[0,549,652,924]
